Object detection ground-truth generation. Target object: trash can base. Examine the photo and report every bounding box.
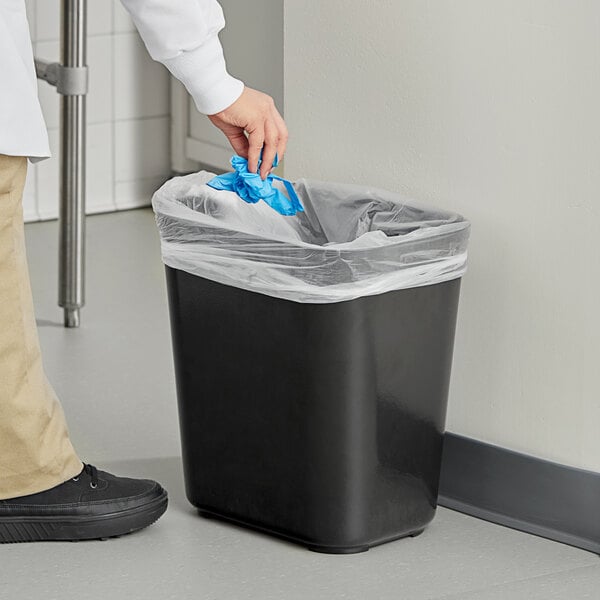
[410,528,425,538]
[197,507,427,554]
[307,528,426,554]
[306,544,370,555]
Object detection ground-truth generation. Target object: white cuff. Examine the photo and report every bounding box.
[163,35,244,115]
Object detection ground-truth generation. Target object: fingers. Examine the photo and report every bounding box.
[255,106,288,178]
[260,120,279,179]
[274,110,289,164]
[208,87,289,177]
[246,125,265,175]
[225,127,249,159]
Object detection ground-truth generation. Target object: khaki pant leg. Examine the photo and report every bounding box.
[0,154,82,500]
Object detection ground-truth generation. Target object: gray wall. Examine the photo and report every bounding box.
[283,0,600,472]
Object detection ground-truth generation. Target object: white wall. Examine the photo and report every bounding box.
[284,1,600,472]
[23,0,171,222]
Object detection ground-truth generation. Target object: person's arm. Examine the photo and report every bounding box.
[119,0,287,178]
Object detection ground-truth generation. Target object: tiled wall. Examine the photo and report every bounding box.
[23,0,172,222]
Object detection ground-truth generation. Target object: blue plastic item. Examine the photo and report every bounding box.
[207,154,303,216]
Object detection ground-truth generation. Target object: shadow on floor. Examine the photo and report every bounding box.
[36,318,64,328]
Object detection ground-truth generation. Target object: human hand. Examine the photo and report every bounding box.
[208,87,288,179]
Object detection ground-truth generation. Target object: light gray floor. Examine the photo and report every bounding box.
[1,209,597,600]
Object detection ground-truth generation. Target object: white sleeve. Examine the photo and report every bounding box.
[119,0,244,114]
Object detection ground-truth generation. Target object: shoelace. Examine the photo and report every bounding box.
[73,463,99,489]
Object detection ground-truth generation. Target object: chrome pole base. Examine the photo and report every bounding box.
[63,307,80,328]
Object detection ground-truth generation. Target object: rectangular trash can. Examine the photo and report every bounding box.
[154,173,470,553]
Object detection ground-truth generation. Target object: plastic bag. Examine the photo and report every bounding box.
[152,171,470,303]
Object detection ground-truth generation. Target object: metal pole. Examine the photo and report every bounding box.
[59,0,87,328]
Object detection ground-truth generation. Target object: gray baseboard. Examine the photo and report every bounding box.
[438,433,600,554]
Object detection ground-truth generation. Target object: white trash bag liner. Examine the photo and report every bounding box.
[152,171,470,303]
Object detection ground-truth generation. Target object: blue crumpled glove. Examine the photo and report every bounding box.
[207,154,304,216]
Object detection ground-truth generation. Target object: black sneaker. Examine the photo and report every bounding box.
[0,464,168,543]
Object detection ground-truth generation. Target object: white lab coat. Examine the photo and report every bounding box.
[0,0,243,160]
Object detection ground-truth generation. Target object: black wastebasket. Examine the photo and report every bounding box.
[154,173,470,553]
